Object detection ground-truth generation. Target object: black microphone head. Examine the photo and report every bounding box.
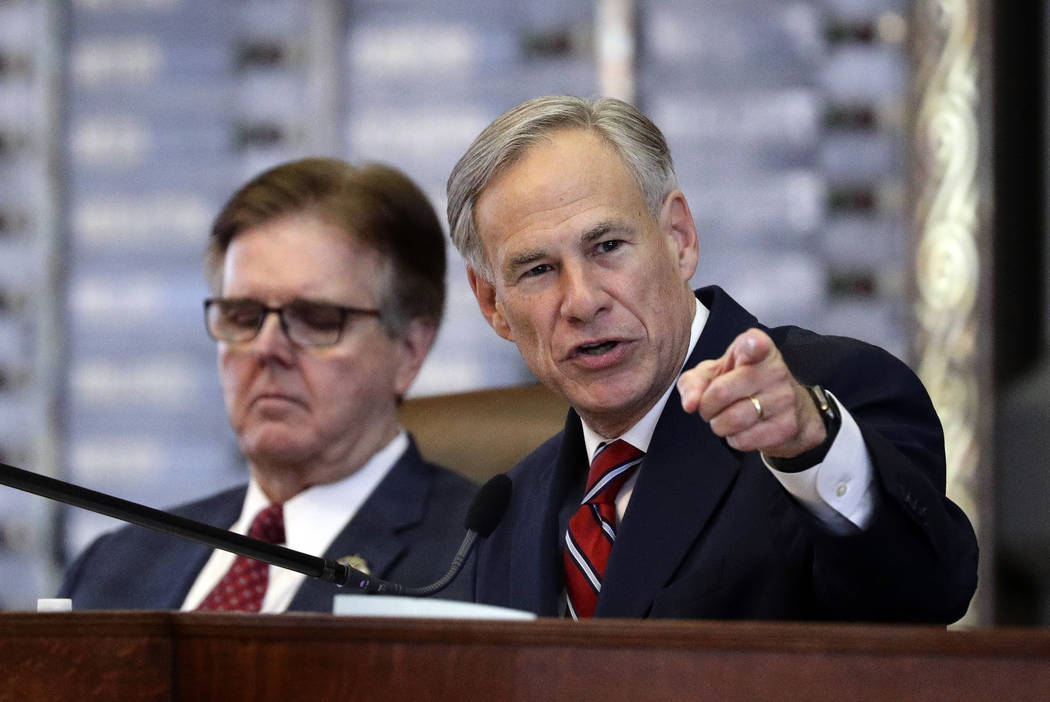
[464,474,512,537]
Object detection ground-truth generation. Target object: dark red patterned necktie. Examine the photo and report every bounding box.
[563,440,644,619]
[197,503,285,612]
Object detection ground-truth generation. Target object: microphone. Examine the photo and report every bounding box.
[0,461,511,597]
[370,472,511,597]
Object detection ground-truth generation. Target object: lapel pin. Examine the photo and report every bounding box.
[338,554,371,575]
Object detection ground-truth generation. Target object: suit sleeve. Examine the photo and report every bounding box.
[780,329,979,623]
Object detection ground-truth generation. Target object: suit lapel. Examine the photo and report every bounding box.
[287,441,430,611]
[162,544,215,609]
[596,287,759,617]
[161,486,245,609]
[509,411,588,616]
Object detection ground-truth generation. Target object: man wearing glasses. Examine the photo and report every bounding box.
[59,158,478,612]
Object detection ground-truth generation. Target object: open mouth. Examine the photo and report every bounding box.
[576,340,619,356]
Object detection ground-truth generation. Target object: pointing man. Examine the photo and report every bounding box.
[447,96,977,621]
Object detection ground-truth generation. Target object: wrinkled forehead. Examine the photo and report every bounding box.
[474,132,649,273]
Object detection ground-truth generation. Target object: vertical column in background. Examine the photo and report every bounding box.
[637,0,912,360]
[912,0,985,624]
[231,0,343,181]
[342,0,599,396]
[0,0,62,609]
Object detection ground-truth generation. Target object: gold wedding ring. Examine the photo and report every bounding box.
[749,396,764,421]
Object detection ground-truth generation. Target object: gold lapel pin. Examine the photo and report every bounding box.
[337,554,371,575]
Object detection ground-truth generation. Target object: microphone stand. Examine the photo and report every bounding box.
[0,461,371,590]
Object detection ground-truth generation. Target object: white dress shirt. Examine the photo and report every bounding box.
[180,431,409,613]
[580,298,875,533]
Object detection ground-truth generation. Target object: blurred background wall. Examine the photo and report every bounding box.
[0,0,1043,626]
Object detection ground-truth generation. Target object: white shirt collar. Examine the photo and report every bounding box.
[581,297,708,461]
[181,430,409,612]
[240,430,409,556]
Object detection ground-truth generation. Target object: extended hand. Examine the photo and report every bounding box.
[676,329,825,459]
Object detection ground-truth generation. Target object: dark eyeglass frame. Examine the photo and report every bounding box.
[203,297,381,348]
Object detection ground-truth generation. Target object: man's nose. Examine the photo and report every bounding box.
[559,263,609,324]
[251,311,294,360]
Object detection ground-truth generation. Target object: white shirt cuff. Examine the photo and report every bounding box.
[763,393,875,533]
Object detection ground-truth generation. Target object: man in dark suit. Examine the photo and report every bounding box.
[446,96,978,622]
[61,158,477,611]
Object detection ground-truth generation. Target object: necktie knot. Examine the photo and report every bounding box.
[583,440,644,506]
[249,503,285,544]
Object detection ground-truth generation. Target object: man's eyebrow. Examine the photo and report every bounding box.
[508,250,547,270]
[581,221,629,243]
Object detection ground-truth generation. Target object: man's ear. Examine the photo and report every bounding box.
[660,190,700,282]
[393,317,437,397]
[466,265,514,341]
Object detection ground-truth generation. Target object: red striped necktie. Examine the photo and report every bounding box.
[197,502,285,612]
[563,440,644,619]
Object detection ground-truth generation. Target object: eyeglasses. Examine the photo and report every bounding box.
[203,298,381,348]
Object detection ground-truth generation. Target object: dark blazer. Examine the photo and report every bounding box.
[473,287,979,623]
[59,438,478,611]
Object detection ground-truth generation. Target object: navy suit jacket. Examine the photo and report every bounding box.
[59,438,478,611]
[472,287,978,622]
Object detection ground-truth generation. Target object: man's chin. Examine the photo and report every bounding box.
[564,386,650,436]
[239,431,315,468]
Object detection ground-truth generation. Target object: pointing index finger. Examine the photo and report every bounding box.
[727,329,773,369]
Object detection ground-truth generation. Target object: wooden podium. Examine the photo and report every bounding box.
[2,612,1048,701]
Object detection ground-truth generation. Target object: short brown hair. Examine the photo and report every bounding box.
[206,158,445,333]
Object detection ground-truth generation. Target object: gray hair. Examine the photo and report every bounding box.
[446,95,679,280]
